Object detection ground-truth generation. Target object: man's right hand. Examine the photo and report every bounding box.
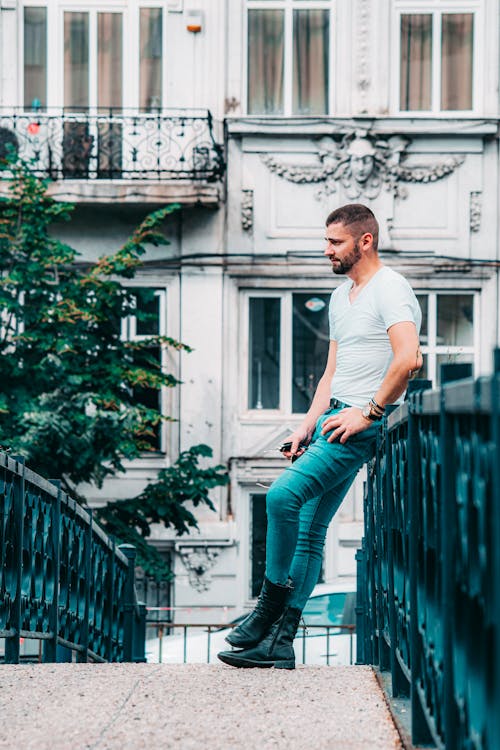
[280,428,313,460]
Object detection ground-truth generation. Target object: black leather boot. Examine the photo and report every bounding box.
[225,577,293,648]
[218,607,302,669]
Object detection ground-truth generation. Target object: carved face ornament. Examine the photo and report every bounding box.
[347,138,376,184]
[260,130,465,203]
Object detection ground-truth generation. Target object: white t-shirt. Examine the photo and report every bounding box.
[329,266,422,408]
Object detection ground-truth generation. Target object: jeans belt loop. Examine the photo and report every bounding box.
[329,397,350,409]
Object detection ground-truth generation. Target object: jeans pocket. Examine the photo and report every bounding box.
[312,408,339,442]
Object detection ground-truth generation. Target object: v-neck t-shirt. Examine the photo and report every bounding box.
[328,266,422,408]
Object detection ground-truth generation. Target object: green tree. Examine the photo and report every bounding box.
[0,157,228,578]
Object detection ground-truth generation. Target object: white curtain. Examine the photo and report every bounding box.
[64,12,89,109]
[140,8,163,111]
[400,14,432,111]
[441,14,473,110]
[98,13,123,110]
[248,10,284,115]
[24,7,47,108]
[293,10,329,115]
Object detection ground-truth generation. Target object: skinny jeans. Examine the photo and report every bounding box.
[265,406,378,611]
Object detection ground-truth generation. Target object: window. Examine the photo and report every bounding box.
[249,298,281,409]
[245,290,478,409]
[250,493,267,597]
[397,5,478,112]
[62,9,127,111]
[122,288,167,452]
[416,292,477,384]
[22,5,164,111]
[247,1,332,115]
[246,291,330,414]
[62,9,124,176]
[24,7,47,109]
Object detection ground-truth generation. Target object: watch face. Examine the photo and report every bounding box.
[362,404,371,418]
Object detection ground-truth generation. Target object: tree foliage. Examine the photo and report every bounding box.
[96,444,229,579]
[0,157,228,578]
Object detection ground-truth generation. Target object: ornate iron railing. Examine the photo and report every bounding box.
[356,361,500,749]
[0,452,145,663]
[0,108,224,182]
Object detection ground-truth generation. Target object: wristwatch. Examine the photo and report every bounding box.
[361,402,384,421]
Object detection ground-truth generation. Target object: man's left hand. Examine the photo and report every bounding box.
[320,407,371,444]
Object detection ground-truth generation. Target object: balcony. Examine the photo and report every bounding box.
[0,108,225,205]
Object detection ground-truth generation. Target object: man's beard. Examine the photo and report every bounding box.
[331,243,362,274]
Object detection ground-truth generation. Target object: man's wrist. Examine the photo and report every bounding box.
[361,398,386,422]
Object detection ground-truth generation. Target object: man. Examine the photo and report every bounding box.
[218,204,422,669]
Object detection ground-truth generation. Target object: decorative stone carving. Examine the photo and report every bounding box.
[224,96,240,114]
[261,130,464,202]
[241,189,254,231]
[470,191,482,233]
[179,547,219,593]
[356,0,371,108]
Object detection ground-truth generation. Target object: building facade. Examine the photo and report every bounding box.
[1,0,499,620]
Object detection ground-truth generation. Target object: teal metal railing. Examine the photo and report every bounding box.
[0,452,145,663]
[357,359,500,749]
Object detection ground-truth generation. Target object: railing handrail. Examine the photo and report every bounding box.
[145,620,356,632]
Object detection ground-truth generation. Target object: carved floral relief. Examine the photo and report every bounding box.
[261,131,464,202]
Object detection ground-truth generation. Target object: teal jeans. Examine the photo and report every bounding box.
[265,407,378,610]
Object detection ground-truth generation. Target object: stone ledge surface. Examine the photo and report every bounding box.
[0,663,401,750]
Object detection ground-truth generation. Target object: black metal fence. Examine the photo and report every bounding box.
[357,362,500,749]
[0,452,145,663]
[0,108,224,182]
[145,619,356,666]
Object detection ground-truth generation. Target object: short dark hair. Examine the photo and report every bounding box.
[326,204,379,250]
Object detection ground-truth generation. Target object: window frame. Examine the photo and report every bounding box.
[241,288,481,416]
[241,288,332,418]
[416,290,479,384]
[244,0,336,116]
[121,286,168,454]
[393,1,483,116]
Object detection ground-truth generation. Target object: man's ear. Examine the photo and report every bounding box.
[360,232,374,251]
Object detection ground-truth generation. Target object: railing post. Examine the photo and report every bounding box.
[440,362,472,750]
[134,603,147,663]
[372,429,385,668]
[107,538,116,662]
[77,508,92,663]
[43,480,61,663]
[5,457,25,664]
[119,544,137,663]
[355,544,367,664]
[408,380,433,745]
[383,408,404,692]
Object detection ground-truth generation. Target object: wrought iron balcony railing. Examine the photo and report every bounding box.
[0,452,145,663]
[0,108,224,182]
[356,362,500,750]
